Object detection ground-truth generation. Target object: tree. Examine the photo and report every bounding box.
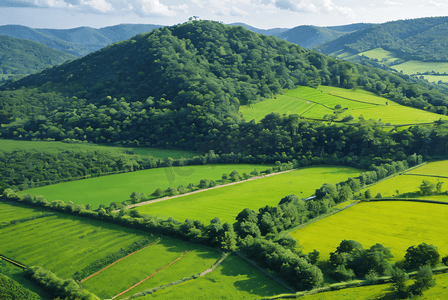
[391,267,409,298]
[419,180,435,195]
[405,243,440,269]
[409,265,436,296]
[436,181,444,194]
[364,189,372,199]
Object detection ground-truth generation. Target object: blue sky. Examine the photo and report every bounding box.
[0,0,446,29]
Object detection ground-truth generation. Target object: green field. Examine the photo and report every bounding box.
[291,201,448,261]
[407,160,448,176]
[82,238,222,299]
[421,75,448,84]
[136,166,361,223]
[0,201,51,224]
[358,47,404,65]
[0,139,198,160]
[394,60,448,75]
[18,164,269,209]
[297,271,448,299]
[135,254,290,299]
[239,85,448,125]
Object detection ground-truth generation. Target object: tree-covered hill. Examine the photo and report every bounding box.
[0,35,77,75]
[0,24,163,57]
[276,25,347,49]
[313,16,448,61]
[2,20,448,156]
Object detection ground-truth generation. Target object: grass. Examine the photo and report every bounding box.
[358,47,404,65]
[136,166,361,224]
[296,271,448,299]
[135,254,290,299]
[0,201,51,224]
[290,201,448,261]
[407,160,448,177]
[0,204,149,278]
[421,75,448,84]
[18,164,269,209]
[239,85,448,125]
[0,139,198,160]
[82,237,222,299]
[393,60,448,75]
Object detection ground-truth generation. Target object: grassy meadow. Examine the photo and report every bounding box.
[393,60,448,75]
[406,160,448,176]
[239,85,448,125]
[421,75,448,84]
[82,238,222,299]
[0,201,52,224]
[358,47,404,65]
[291,201,448,261]
[0,139,198,159]
[136,165,361,223]
[18,164,269,209]
[136,254,290,300]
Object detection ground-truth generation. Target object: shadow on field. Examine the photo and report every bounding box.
[365,287,400,300]
[218,255,287,297]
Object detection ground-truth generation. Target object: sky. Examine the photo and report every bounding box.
[0,0,447,29]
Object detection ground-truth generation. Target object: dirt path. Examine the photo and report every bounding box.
[123,169,296,210]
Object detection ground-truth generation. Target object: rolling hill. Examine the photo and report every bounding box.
[0,35,77,75]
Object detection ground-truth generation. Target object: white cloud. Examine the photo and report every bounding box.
[383,0,402,6]
[230,6,249,16]
[28,0,181,16]
[429,0,442,7]
[249,0,352,16]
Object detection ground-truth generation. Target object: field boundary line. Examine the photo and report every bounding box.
[80,238,162,283]
[320,91,384,106]
[402,173,448,179]
[235,252,296,293]
[0,254,27,269]
[366,198,448,205]
[111,250,192,299]
[123,169,297,210]
[122,252,229,300]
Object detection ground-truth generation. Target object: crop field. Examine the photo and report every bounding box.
[136,166,361,223]
[393,60,448,75]
[0,139,198,160]
[0,201,51,224]
[291,201,448,261]
[358,47,404,65]
[18,164,269,209]
[421,75,448,84]
[297,271,448,299]
[82,238,222,299]
[0,205,150,278]
[406,160,448,177]
[240,85,448,125]
[135,254,290,299]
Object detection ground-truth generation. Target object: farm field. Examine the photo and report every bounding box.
[0,204,150,278]
[136,165,362,223]
[421,75,448,84]
[18,164,269,209]
[406,160,448,177]
[0,139,198,160]
[239,85,448,125]
[290,201,448,261]
[0,201,52,224]
[82,238,222,299]
[136,254,290,299]
[358,47,404,65]
[393,60,448,75]
[296,271,448,299]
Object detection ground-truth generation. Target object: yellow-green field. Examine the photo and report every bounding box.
[394,60,448,75]
[296,271,448,300]
[358,47,404,65]
[407,160,448,176]
[136,166,361,223]
[239,86,448,125]
[291,201,448,261]
[134,254,289,299]
[421,75,448,84]
[18,164,269,209]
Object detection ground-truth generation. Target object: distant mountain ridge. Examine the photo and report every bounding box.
[0,24,163,57]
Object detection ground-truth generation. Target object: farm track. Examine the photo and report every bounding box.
[111,250,192,299]
[79,238,162,283]
[123,169,296,210]
[0,254,27,269]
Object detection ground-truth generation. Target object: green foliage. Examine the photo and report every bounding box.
[419,180,436,195]
[0,273,42,300]
[409,265,436,296]
[405,243,440,269]
[391,267,409,298]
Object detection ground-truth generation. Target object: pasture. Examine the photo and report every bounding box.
[0,201,51,224]
[393,60,448,75]
[318,86,397,105]
[0,139,198,160]
[421,75,448,84]
[290,201,448,261]
[296,272,448,299]
[18,164,269,209]
[358,47,404,65]
[82,238,222,299]
[136,254,290,299]
[406,160,448,177]
[136,166,361,223]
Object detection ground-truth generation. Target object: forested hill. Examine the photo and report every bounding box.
[314,16,448,61]
[0,24,163,57]
[0,35,77,75]
[277,25,346,49]
[2,20,448,153]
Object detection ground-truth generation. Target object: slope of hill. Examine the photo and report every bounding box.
[0,24,163,57]
[228,22,288,36]
[313,16,448,61]
[277,25,346,49]
[0,35,77,75]
[325,23,373,33]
